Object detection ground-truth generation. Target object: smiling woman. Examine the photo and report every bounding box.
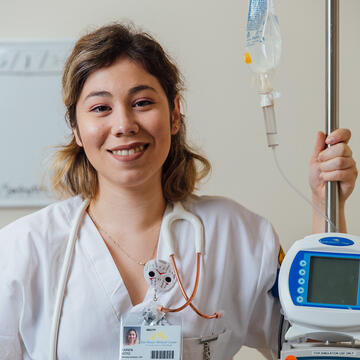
[74,58,179,195]
[52,24,210,201]
[0,22,357,360]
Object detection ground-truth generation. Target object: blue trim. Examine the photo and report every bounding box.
[271,268,280,298]
[289,250,360,309]
[319,236,354,246]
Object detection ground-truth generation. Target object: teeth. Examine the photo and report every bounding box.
[112,145,145,156]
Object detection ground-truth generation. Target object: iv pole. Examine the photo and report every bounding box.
[325,0,339,232]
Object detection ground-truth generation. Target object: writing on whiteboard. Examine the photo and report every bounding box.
[0,183,43,198]
[0,44,71,75]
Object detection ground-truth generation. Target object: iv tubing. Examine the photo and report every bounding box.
[257,92,338,232]
[271,147,338,232]
[258,97,336,230]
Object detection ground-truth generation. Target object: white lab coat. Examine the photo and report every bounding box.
[0,195,280,360]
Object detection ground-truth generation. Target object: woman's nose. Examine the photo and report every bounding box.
[111,109,139,136]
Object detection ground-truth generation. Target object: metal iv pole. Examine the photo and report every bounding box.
[325,0,339,232]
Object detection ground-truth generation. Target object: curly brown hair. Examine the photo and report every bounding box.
[50,23,210,201]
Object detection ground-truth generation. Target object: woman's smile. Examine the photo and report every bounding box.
[108,142,149,162]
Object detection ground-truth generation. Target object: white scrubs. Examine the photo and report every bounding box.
[0,195,280,360]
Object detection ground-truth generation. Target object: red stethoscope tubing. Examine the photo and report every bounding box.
[159,253,221,319]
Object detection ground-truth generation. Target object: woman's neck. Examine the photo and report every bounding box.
[89,176,166,234]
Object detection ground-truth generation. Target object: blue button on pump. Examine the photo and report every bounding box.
[300,260,307,267]
[297,296,304,303]
[319,237,354,246]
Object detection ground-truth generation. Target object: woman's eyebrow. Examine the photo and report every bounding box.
[85,90,112,101]
[129,85,157,95]
[84,85,156,101]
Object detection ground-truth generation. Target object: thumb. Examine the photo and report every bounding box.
[312,131,326,159]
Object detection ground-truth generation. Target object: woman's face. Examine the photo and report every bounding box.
[127,330,137,344]
[75,57,180,193]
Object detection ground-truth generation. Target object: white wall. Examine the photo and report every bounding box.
[1,1,360,358]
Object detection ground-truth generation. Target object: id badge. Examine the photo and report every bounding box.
[120,302,182,360]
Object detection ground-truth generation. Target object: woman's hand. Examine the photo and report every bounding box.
[309,129,358,233]
[309,129,358,206]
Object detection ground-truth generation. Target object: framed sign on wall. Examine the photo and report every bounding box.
[0,41,73,207]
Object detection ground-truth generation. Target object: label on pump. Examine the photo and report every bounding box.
[312,350,357,356]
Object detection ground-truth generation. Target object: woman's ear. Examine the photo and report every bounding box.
[73,127,83,147]
[171,95,181,135]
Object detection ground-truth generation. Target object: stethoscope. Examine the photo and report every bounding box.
[49,199,220,359]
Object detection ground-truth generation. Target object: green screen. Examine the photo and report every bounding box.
[307,256,360,305]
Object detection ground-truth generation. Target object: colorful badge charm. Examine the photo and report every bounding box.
[144,259,176,293]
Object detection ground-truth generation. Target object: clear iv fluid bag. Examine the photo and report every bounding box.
[246,0,282,74]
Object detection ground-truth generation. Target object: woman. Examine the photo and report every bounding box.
[125,329,139,346]
[0,24,357,360]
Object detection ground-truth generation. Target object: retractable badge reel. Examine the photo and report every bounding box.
[144,259,177,302]
[119,259,182,360]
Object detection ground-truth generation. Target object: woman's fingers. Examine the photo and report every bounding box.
[312,131,326,159]
[319,157,356,172]
[326,128,352,145]
[318,142,353,161]
[320,168,358,183]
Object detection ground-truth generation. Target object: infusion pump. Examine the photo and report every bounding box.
[279,233,360,343]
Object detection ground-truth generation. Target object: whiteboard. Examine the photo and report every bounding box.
[0,41,73,207]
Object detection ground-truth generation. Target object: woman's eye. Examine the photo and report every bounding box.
[90,105,111,113]
[133,100,153,108]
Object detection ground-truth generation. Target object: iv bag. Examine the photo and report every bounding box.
[245,0,282,74]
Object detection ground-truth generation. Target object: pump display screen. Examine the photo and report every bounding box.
[307,256,360,305]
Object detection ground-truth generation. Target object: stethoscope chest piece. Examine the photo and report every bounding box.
[144,259,177,294]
